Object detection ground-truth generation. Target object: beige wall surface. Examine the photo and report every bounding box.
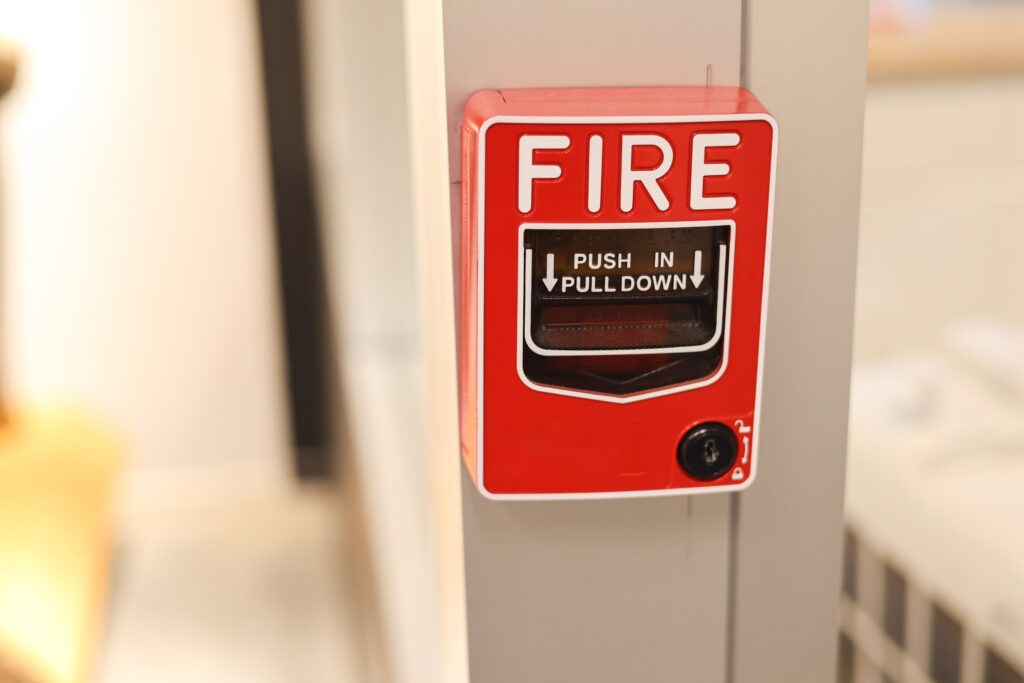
[0,0,289,475]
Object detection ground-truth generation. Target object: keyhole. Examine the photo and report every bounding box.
[702,438,720,464]
[678,423,738,482]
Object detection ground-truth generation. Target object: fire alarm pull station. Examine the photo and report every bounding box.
[458,87,777,499]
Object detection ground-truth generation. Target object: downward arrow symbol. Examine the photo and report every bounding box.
[543,253,558,292]
[690,250,705,288]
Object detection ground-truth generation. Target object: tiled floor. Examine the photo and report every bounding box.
[98,472,360,683]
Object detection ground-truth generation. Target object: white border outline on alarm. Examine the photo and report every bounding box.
[474,111,778,500]
[515,221,734,403]
[522,236,728,357]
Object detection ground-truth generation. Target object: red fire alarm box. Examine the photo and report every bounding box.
[458,87,777,499]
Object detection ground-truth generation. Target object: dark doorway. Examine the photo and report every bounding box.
[255,0,334,478]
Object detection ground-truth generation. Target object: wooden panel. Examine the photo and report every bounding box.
[868,8,1024,80]
[0,409,119,683]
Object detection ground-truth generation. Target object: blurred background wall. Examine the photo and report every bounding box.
[0,0,291,484]
[841,1,1024,680]
[0,4,335,679]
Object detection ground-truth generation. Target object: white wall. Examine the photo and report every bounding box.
[301,0,450,680]
[0,0,289,474]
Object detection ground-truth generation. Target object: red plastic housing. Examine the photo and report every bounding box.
[458,87,777,499]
